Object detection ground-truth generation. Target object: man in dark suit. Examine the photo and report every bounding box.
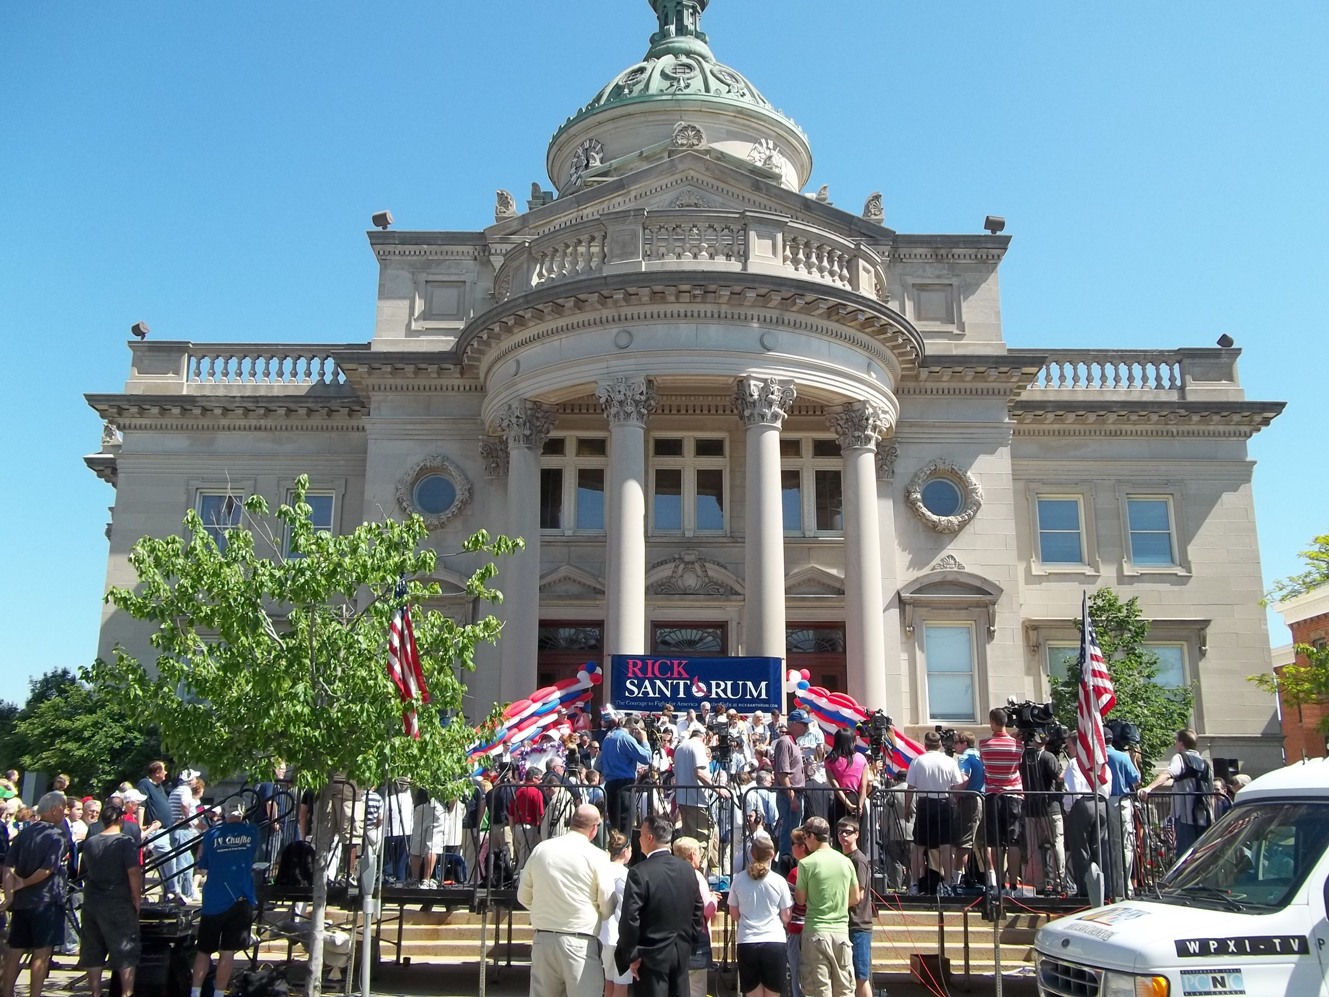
[614,815,704,997]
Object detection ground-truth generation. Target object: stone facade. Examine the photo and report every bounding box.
[84,2,1287,772]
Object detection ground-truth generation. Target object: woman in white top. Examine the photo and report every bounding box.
[597,829,633,997]
[727,832,793,997]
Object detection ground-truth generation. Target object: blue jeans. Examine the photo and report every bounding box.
[169,827,197,898]
[850,929,872,982]
[776,790,802,860]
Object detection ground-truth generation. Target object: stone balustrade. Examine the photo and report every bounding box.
[123,341,355,394]
[1018,348,1242,400]
[492,210,884,304]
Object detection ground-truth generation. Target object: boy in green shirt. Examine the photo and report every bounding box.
[793,817,861,997]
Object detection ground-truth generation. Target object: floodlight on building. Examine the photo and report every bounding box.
[131,322,150,340]
[372,210,394,230]
[1216,333,1235,348]
[984,215,1005,235]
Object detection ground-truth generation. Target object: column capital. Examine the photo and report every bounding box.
[732,376,797,427]
[596,376,657,426]
[479,435,509,478]
[497,400,557,450]
[827,400,890,451]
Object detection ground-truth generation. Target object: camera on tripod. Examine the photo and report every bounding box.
[934,726,958,756]
[641,714,662,750]
[707,718,736,762]
[855,709,894,762]
[1005,698,1058,744]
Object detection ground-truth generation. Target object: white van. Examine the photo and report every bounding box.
[1034,756,1329,997]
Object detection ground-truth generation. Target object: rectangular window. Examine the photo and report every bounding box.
[284,491,335,557]
[1145,642,1187,690]
[541,436,607,534]
[1037,497,1084,564]
[923,623,976,722]
[197,492,242,550]
[650,435,728,535]
[1046,642,1080,687]
[781,438,843,535]
[1127,496,1177,566]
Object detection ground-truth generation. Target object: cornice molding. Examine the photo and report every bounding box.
[85,394,366,432]
[1012,399,1283,439]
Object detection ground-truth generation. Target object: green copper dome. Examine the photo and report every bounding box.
[550,0,804,145]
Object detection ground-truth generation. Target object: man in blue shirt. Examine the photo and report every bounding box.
[190,800,259,997]
[1105,732,1141,900]
[952,731,985,887]
[0,791,70,997]
[597,714,651,835]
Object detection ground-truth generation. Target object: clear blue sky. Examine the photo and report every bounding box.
[2,1,1326,705]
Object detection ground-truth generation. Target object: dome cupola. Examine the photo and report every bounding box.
[547,0,812,195]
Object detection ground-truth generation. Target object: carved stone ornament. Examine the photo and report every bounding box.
[395,454,474,531]
[568,138,605,188]
[732,376,797,427]
[863,191,884,223]
[650,550,737,597]
[875,444,899,481]
[747,138,781,170]
[494,189,518,222]
[597,376,657,425]
[905,458,984,534]
[671,121,706,149]
[668,188,713,208]
[479,436,509,478]
[933,554,966,571]
[497,400,557,450]
[101,421,122,447]
[826,401,889,451]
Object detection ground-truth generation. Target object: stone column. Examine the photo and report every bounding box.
[597,377,657,680]
[733,377,797,658]
[496,400,556,704]
[827,401,891,708]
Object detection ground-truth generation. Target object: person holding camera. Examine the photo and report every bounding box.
[979,708,1025,892]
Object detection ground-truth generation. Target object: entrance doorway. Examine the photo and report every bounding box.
[536,621,604,713]
[786,623,847,692]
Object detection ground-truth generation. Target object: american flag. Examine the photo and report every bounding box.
[387,579,430,739]
[1075,591,1115,790]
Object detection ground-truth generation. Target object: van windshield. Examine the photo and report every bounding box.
[1157,799,1329,912]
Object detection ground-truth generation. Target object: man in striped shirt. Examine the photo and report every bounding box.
[978,708,1024,889]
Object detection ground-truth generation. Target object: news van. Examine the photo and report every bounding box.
[1034,756,1329,997]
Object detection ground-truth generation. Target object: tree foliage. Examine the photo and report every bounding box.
[1051,588,1196,770]
[1250,643,1329,736]
[1265,533,1329,604]
[1,668,166,796]
[90,475,517,996]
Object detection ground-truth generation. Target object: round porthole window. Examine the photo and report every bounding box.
[920,478,963,517]
[906,459,983,534]
[396,455,473,530]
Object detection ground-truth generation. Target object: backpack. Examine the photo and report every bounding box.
[1180,753,1215,828]
[274,839,315,887]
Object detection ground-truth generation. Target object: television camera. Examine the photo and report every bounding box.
[1005,698,1059,744]
[707,717,737,763]
[855,709,895,763]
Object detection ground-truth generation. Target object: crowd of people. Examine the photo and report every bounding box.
[0,764,261,997]
[0,703,1247,997]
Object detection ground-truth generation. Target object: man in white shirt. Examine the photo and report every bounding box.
[673,728,720,875]
[517,805,613,997]
[903,731,967,895]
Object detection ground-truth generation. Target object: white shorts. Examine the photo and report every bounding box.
[409,818,444,856]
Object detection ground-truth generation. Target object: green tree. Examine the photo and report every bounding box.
[1250,644,1329,739]
[91,475,516,997]
[1051,588,1196,770]
[4,669,165,796]
[1265,533,1329,603]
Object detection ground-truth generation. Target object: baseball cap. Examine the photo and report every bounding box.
[222,799,247,818]
[121,788,147,805]
[787,709,812,725]
[801,816,831,840]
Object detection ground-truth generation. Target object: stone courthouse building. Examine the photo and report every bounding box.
[86,1,1287,770]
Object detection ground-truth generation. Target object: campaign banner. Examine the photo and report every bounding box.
[609,655,783,714]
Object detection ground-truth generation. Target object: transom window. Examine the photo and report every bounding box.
[1126,496,1177,567]
[283,491,334,558]
[1036,496,1085,564]
[651,436,727,535]
[541,436,607,533]
[652,623,727,656]
[537,624,604,651]
[197,492,242,551]
[923,623,976,722]
[781,438,843,534]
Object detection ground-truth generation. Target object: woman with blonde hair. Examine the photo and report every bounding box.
[597,830,634,997]
[672,836,717,997]
[727,831,793,997]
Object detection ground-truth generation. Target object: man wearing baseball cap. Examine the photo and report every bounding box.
[189,800,259,997]
[773,710,812,860]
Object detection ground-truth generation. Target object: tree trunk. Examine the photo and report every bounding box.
[306,781,333,997]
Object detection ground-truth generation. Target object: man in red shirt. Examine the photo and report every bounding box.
[978,708,1024,889]
[509,768,546,876]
